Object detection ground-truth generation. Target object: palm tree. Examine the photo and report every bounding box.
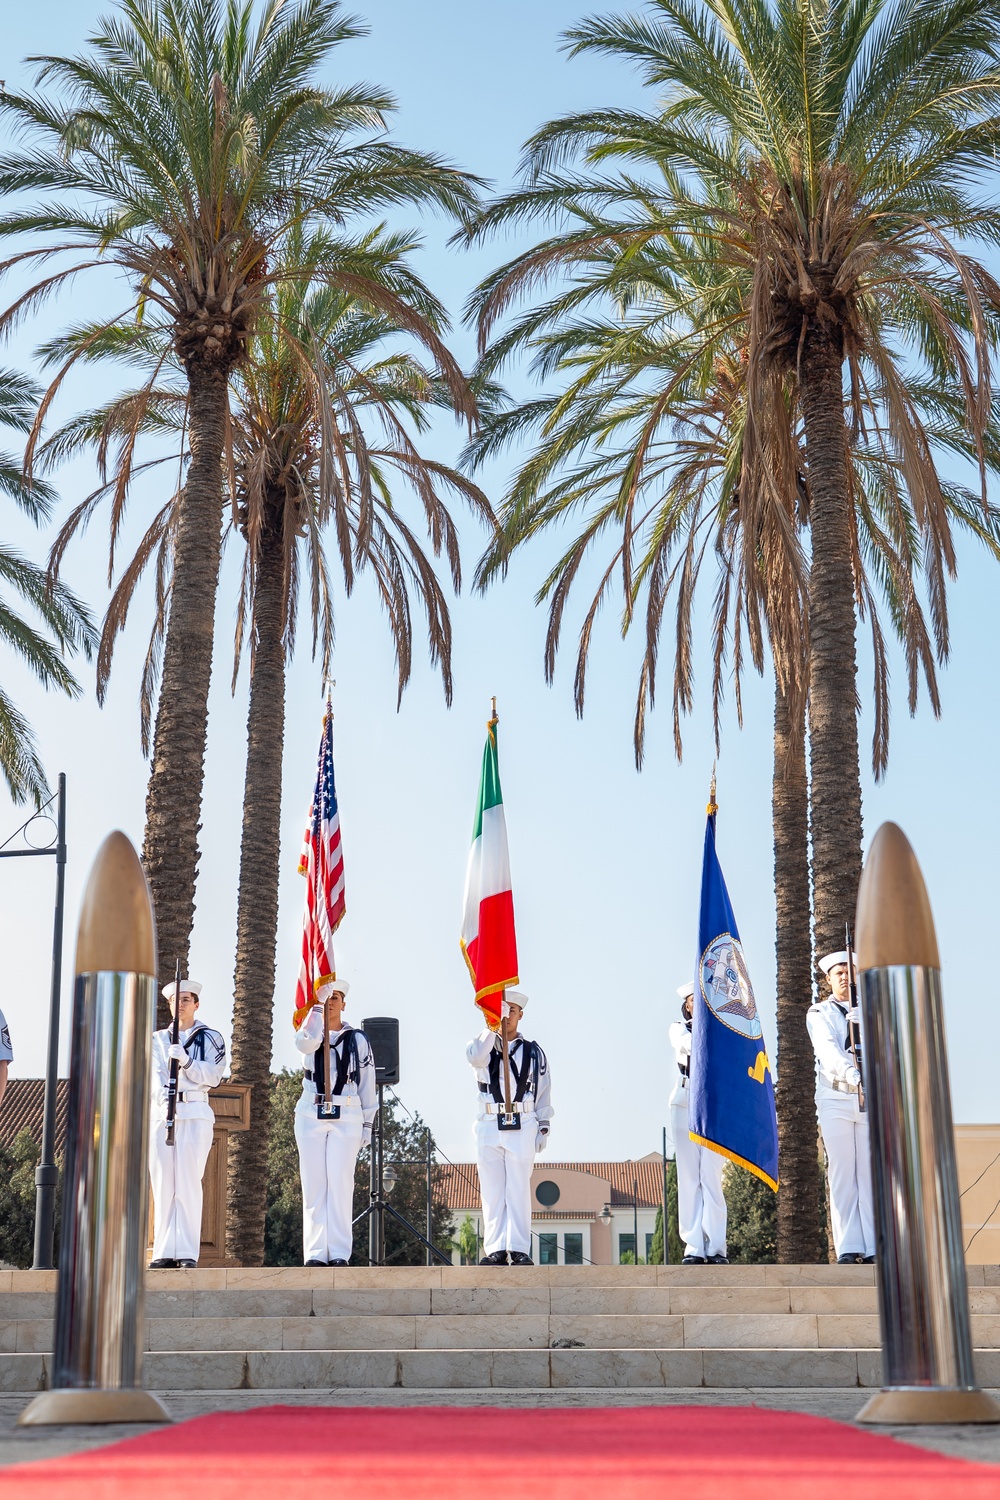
[0,369,95,805]
[463,168,1000,1258]
[462,0,1000,960]
[40,232,494,1264]
[0,0,479,985]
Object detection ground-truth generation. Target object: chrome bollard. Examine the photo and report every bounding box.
[855,821,1000,1424]
[19,832,170,1425]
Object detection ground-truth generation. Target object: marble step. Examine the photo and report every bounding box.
[9,1284,1000,1320]
[3,1344,1000,1392]
[10,1310,1000,1355]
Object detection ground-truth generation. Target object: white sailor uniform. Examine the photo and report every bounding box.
[294,1012,376,1264]
[0,1009,12,1066]
[149,1020,227,1264]
[807,997,875,1259]
[669,1015,727,1261]
[466,1030,553,1258]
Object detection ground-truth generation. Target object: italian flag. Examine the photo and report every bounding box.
[460,716,519,1030]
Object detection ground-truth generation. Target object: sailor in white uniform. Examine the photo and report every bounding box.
[0,1008,11,1112]
[467,991,552,1266]
[294,978,376,1266]
[807,950,875,1264]
[669,982,728,1265]
[149,979,227,1267]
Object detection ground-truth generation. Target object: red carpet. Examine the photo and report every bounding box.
[2,1405,998,1498]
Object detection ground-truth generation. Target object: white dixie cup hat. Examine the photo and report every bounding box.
[676,981,695,1000]
[817,951,858,976]
[504,989,528,1011]
[161,978,203,1001]
[317,977,350,1000]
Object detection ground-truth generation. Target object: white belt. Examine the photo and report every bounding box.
[162,1090,208,1104]
[832,1079,860,1094]
[305,1088,360,1107]
[484,1100,535,1115]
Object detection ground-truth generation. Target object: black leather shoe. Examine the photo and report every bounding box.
[328,1259,349,1266]
[706,1254,729,1265]
[861,1255,876,1264]
[176,1259,197,1268]
[837,1253,862,1264]
[509,1252,534,1266]
[304,1259,326,1267]
[148,1258,175,1269]
[681,1255,707,1265]
[479,1251,508,1265]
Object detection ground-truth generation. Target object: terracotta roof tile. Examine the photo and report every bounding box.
[0,1079,69,1152]
[436,1159,664,1214]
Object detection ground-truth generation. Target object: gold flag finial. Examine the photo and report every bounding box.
[707,764,718,816]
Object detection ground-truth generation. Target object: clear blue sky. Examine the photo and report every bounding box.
[0,0,995,1167]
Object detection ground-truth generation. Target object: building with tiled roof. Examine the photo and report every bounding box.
[439,1156,667,1266]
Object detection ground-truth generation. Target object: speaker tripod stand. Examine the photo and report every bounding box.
[353,1081,450,1266]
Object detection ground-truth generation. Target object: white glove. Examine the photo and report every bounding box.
[845,1065,862,1088]
[301,1008,325,1044]
[847,1004,861,1023]
[535,1128,549,1154]
[168,1044,188,1064]
[362,1126,373,1147]
[500,997,512,1020]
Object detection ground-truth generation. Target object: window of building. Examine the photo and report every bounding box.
[618,1233,636,1263]
[535,1179,561,1207]
[538,1233,558,1265]
[564,1233,583,1265]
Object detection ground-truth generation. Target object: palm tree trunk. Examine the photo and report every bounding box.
[226,520,287,1266]
[799,332,864,959]
[772,678,823,1262]
[142,364,228,1021]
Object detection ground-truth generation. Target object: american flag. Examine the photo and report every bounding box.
[293,704,346,1029]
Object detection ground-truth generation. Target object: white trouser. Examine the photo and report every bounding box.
[148,1113,214,1263]
[672,1095,727,1259]
[294,1092,364,1263]
[817,1087,875,1258]
[475,1113,538,1256]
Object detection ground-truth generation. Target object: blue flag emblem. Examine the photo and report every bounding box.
[689,801,779,1190]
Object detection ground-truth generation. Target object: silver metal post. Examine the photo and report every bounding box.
[19,831,170,1426]
[861,967,973,1388]
[855,820,1000,1424]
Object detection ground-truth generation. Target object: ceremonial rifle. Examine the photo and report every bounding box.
[844,924,865,1113]
[165,958,182,1147]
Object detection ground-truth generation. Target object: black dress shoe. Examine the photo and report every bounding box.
[508,1251,533,1266]
[328,1259,349,1266]
[706,1254,729,1265]
[861,1255,876,1264]
[681,1255,707,1265]
[176,1259,197,1268]
[837,1253,862,1264]
[479,1251,508,1265]
[304,1259,326,1267]
[148,1258,176,1269]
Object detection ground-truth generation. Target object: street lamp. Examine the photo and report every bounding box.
[598,1203,612,1228]
[383,1163,398,1195]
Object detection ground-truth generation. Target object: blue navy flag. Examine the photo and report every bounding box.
[689,797,779,1191]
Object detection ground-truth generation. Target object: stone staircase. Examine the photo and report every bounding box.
[3,1263,1000,1394]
